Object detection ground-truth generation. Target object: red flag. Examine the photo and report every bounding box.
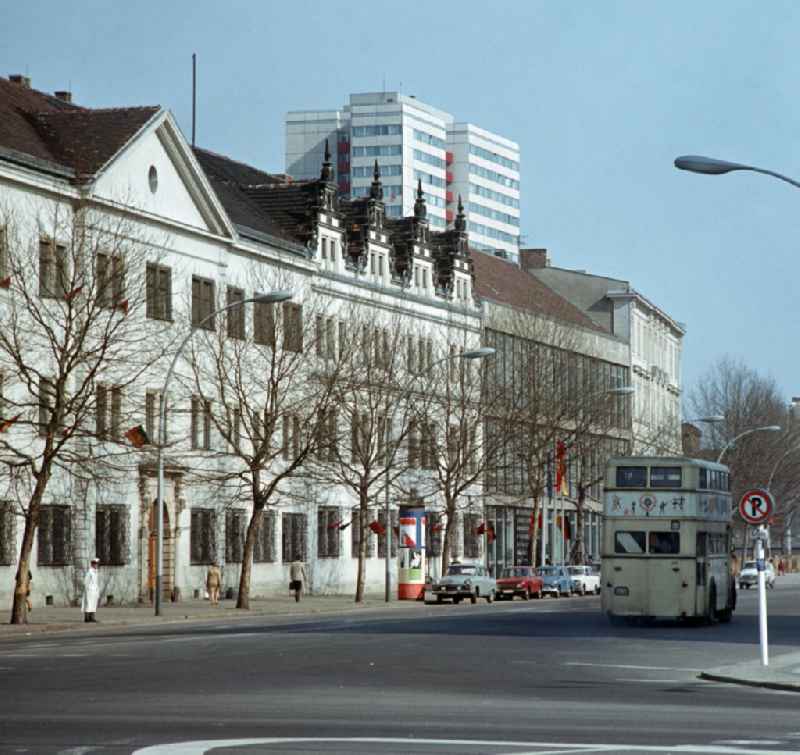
[556,440,568,496]
[327,519,341,530]
[0,414,21,433]
[402,533,416,548]
[486,524,496,544]
[124,424,149,448]
[476,522,486,535]
[116,299,129,315]
[368,520,386,535]
[0,276,11,289]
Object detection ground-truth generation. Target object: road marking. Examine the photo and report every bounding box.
[614,678,685,683]
[130,737,800,754]
[714,742,785,746]
[565,662,698,672]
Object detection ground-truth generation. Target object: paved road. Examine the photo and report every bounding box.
[2,579,800,754]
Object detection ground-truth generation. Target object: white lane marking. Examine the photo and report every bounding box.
[714,742,785,746]
[130,737,800,755]
[565,662,698,672]
[614,678,685,683]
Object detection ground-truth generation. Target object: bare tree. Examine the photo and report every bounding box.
[308,310,414,602]
[0,200,170,623]
[181,269,345,609]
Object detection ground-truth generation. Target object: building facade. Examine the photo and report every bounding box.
[285,92,521,260]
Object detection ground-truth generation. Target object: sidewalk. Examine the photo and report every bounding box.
[700,651,800,692]
[0,592,418,641]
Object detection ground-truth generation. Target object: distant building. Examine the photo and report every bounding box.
[285,92,521,261]
[520,249,684,454]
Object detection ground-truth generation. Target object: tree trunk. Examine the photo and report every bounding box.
[237,505,263,610]
[11,468,50,624]
[529,498,541,567]
[571,485,586,565]
[354,488,368,603]
[441,500,457,575]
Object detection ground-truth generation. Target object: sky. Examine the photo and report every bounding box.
[3,1,799,403]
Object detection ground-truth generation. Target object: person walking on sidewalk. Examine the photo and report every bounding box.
[206,561,222,605]
[289,559,308,603]
[81,557,100,623]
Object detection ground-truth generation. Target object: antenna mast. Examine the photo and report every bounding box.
[191,53,197,147]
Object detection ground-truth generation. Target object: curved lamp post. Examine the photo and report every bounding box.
[383,346,495,602]
[154,290,293,616]
[716,425,782,465]
[674,156,800,190]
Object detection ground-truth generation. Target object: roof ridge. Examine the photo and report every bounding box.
[34,104,160,116]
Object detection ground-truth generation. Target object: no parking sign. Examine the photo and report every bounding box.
[738,488,774,525]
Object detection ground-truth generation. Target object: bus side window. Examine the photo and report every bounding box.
[699,468,707,489]
[696,532,707,557]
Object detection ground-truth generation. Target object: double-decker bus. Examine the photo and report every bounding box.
[601,456,735,624]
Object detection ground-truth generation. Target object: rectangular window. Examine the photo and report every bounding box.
[38,377,55,437]
[96,385,122,440]
[463,513,481,559]
[95,505,127,565]
[146,263,172,321]
[253,511,276,563]
[254,298,275,347]
[225,510,246,563]
[377,510,398,559]
[282,512,307,562]
[97,252,125,308]
[0,502,15,565]
[283,302,303,353]
[228,408,241,453]
[650,466,682,488]
[321,237,328,259]
[39,239,68,298]
[191,396,212,451]
[145,390,167,444]
[317,507,341,558]
[614,530,646,554]
[408,420,420,468]
[615,466,647,488]
[649,531,680,555]
[226,286,245,339]
[421,423,436,470]
[37,505,72,565]
[191,276,215,330]
[190,508,216,564]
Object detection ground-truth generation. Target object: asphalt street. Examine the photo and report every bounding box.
[2,580,800,755]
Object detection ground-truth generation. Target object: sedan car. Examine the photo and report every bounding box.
[536,565,573,597]
[431,562,496,604]
[496,566,544,600]
[738,560,776,590]
[567,565,601,595]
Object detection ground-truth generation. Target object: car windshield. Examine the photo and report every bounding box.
[447,565,477,576]
[501,567,532,578]
[567,567,586,575]
[743,561,756,570]
[537,567,559,577]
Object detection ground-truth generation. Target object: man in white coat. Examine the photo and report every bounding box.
[82,557,100,623]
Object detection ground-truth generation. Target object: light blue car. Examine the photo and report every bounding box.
[535,565,573,598]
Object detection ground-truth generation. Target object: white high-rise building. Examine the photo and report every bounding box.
[285,92,521,260]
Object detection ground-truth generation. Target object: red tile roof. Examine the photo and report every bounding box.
[471,250,605,332]
[0,77,158,180]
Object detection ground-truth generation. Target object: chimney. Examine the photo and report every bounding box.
[54,90,72,103]
[519,248,549,272]
[9,74,31,88]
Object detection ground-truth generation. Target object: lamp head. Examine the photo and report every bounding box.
[255,290,293,304]
[461,347,496,360]
[674,155,748,175]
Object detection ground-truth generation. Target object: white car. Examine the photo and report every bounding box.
[567,565,601,595]
[738,560,776,590]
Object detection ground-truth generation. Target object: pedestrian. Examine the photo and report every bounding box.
[289,559,308,602]
[81,557,100,623]
[206,560,222,605]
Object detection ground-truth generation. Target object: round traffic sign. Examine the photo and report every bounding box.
[738,488,774,525]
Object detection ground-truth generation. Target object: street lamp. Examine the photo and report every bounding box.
[716,425,782,465]
[674,156,800,190]
[383,346,495,602]
[154,289,293,616]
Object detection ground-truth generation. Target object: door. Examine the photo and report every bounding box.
[148,501,173,601]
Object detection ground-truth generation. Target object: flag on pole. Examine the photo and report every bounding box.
[368,520,386,535]
[0,414,20,433]
[124,424,149,448]
[476,522,487,535]
[556,440,568,496]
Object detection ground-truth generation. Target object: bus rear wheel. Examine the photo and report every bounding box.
[706,584,719,626]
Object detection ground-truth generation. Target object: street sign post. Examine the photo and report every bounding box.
[739,489,774,667]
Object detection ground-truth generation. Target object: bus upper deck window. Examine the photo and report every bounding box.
[650,466,682,488]
[614,531,646,554]
[699,468,708,489]
[616,466,647,488]
[649,531,680,554]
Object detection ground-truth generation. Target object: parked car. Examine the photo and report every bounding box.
[567,565,601,595]
[738,560,776,590]
[431,562,496,604]
[536,565,573,597]
[496,566,544,600]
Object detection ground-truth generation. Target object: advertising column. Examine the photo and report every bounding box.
[398,507,426,600]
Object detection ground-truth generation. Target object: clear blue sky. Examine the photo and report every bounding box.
[3,1,799,402]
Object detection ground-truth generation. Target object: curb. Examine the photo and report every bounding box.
[698,671,800,693]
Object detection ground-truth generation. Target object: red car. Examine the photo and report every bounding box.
[496,566,544,600]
